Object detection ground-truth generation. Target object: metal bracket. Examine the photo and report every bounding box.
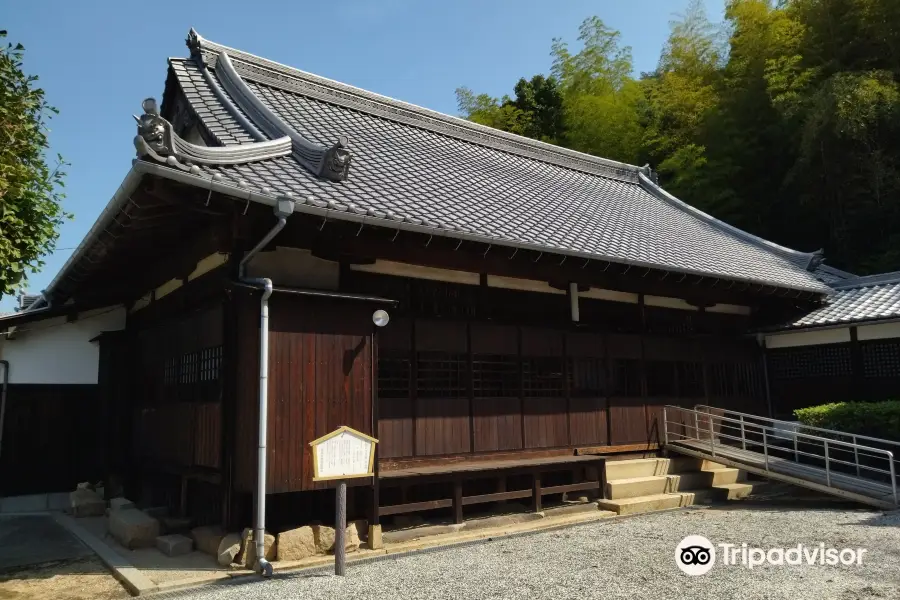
[483,244,492,258]
[533,252,543,263]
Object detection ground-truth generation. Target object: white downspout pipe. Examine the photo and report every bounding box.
[238,198,294,577]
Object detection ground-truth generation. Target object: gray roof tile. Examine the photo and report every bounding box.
[787,272,900,328]
[165,36,835,295]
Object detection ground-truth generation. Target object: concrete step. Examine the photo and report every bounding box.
[680,482,755,504]
[675,467,741,489]
[606,475,670,499]
[713,482,754,500]
[597,493,686,516]
[605,458,667,481]
[666,456,729,474]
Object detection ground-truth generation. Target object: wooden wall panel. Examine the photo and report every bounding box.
[415,398,471,455]
[0,385,103,496]
[472,398,522,452]
[193,402,222,469]
[568,398,608,446]
[233,289,260,493]
[261,295,374,493]
[523,398,568,448]
[608,397,648,445]
[379,398,414,458]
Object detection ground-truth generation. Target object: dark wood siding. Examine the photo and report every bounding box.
[471,324,522,453]
[414,320,470,456]
[235,292,374,494]
[132,303,224,472]
[0,384,103,496]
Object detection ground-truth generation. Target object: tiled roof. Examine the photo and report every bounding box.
[787,272,900,328]
[154,31,833,295]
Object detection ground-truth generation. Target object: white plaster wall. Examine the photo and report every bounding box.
[857,322,900,341]
[765,327,851,349]
[0,306,126,384]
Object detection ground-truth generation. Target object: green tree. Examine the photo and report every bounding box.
[0,31,69,295]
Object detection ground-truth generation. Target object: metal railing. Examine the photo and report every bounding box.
[662,405,898,506]
[693,405,900,477]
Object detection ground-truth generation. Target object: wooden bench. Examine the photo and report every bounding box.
[374,455,607,525]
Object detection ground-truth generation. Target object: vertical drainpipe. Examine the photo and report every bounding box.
[237,198,295,577]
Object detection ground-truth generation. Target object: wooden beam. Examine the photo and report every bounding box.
[280,217,813,307]
[378,499,453,517]
[575,443,660,455]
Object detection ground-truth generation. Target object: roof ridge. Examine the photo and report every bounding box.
[636,174,819,267]
[186,29,644,183]
[833,271,900,290]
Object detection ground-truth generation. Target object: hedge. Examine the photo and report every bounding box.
[794,401,900,441]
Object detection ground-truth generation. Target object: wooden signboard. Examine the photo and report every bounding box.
[310,426,378,482]
[309,426,379,576]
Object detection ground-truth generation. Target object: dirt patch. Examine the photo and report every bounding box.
[0,557,128,600]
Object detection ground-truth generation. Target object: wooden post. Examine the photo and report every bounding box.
[532,473,542,512]
[335,480,347,576]
[452,478,463,524]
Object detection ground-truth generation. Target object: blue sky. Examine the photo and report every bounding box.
[3,0,724,310]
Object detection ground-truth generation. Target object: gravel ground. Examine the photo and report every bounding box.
[167,506,900,600]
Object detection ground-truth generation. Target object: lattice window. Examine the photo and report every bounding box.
[416,352,467,398]
[378,351,411,399]
[646,360,678,396]
[767,345,853,380]
[199,346,223,382]
[862,341,900,378]
[163,356,178,386]
[611,359,642,397]
[568,357,607,397]
[522,356,564,398]
[473,354,519,398]
[179,352,199,385]
[677,362,705,397]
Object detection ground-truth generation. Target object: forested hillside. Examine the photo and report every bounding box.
[457,0,900,275]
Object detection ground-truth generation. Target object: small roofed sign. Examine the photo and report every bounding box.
[310,426,378,482]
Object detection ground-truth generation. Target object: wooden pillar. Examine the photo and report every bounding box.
[452,478,463,524]
[532,473,542,512]
[850,327,865,400]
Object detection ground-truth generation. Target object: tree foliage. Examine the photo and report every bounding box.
[0,31,69,295]
[457,0,900,274]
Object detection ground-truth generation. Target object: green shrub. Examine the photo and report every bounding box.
[794,401,900,441]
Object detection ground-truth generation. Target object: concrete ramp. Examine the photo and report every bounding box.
[663,405,899,510]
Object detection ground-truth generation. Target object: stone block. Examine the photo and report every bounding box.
[110,509,160,549]
[276,526,318,561]
[70,488,105,518]
[239,528,276,568]
[109,497,135,511]
[191,526,226,556]
[368,524,383,550]
[156,534,193,557]
[160,516,192,534]
[217,533,242,567]
[313,520,367,554]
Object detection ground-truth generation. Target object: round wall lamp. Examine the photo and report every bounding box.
[372,309,390,328]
